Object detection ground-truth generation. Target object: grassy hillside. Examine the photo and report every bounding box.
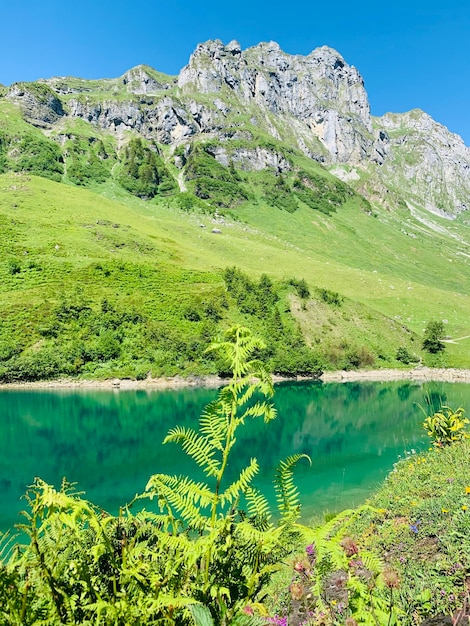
[1,74,469,379]
[0,162,468,381]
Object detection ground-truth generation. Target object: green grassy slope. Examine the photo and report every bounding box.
[0,167,468,381]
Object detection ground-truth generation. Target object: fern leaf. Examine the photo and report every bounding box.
[145,474,212,530]
[164,426,221,477]
[199,402,230,451]
[244,487,272,523]
[274,454,311,520]
[219,458,259,506]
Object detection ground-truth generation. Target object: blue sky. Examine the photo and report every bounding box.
[1,0,469,145]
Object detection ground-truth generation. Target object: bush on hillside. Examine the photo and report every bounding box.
[117,137,176,198]
[13,134,64,181]
[422,319,446,354]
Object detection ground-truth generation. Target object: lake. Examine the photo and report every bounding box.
[1,379,470,531]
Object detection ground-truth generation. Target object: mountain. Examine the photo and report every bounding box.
[0,40,469,380]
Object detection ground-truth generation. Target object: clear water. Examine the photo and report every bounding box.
[1,379,469,531]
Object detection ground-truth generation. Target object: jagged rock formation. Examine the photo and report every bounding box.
[375,110,470,217]
[179,40,374,164]
[7,82,65,127]
[3,39,470,218]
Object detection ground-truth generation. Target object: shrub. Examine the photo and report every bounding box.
[117,137,176,198]
[423,405,468,447]
[422,319,446,354]
[13,134,64,181]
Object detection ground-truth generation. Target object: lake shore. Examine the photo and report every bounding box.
[1,366,470,390]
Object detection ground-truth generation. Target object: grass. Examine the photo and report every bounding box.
[1,167,469,379]
[265,434,470,625]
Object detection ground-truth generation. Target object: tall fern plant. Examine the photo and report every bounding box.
[143,325,309,623]
[0,325,308,625]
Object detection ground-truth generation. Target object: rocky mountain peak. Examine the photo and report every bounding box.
[178,39,373,163]
[120,65,174,94]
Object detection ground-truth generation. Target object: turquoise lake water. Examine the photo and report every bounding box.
[1,379,470,530]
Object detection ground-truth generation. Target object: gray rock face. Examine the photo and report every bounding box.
[120,65,175,94]
[209,145,292,172]
[68,96,200,143]
[178,40,373,163]
[7,83,65,126]
[375,110,470,216]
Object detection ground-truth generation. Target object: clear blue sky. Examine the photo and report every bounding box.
[1,0,469,145]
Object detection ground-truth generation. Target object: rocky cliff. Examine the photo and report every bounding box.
[3,39,470,218]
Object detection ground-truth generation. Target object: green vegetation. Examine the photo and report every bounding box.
[184,144,249,207]
[66,137,114,186]
[12,134,64,181]
[0,327,308,624]
[265,408,470,626]
[117,137,176,198]
[422,405,468,447]
[1,331,470,624]
[0,166,461,381]
[422,319,446,354]
[292,170,358,215]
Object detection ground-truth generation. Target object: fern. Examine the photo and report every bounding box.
[219,459,260,507]
[0,326,309,625]
[244,487,272,523]
[274,454,311,521]
[164,425,222,477]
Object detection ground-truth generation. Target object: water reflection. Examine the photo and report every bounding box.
[1,380,469,530]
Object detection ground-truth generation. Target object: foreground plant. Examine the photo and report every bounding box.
[268,507,399,626]
[422,405,468,447]
[0,325,308,625]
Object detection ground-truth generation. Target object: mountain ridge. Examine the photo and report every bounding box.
[5,39,468,220]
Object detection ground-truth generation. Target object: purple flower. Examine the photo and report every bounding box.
[306,544,315,556]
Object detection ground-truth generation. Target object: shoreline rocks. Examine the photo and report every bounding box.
[1,367,470,391]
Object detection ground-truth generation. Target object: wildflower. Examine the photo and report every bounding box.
[465,486,470,494]
[243,606,254,615]
[410,524,419,534]
[450,562,463,573]
[341,537,359,557]
[382,569,400,589]
[462,505,468,512]
[289,581,304,601]
[294,559,308,573]
[442,508,449,513]
[305,544,315,556]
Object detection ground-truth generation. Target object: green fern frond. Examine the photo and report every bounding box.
[206,325,266,379]
[240,401,276,424]
[274,454,311,520]
[244,487,272,523]
[200,403,230,450]
[145,474,212,530]
[361,549,384,575]
[164,426,221,477]
[219,459,260,507]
